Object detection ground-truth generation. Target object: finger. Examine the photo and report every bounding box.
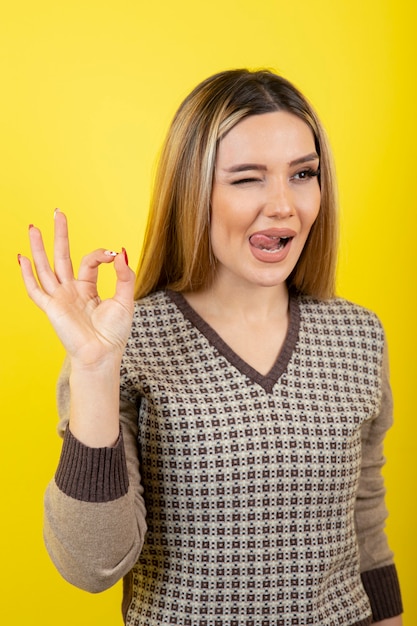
[77,248,120,284]
[53,209,74,282]
[29,224,60,294]
[18,254,52,311]
[113,250,136,309]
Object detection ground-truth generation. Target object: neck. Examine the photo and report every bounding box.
[192,274,290,323]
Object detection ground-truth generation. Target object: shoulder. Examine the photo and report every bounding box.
[296,294,385,349]
[126,290,189,350]
[130,290,182,329]
[298,295,383,327]
[133,289,172,316]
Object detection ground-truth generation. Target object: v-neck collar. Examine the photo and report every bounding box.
[166,290,300,393]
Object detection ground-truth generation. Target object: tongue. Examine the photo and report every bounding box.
[250,234,281,251]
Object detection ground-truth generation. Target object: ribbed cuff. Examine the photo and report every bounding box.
[361,564,403,621]
[55,426,129,502]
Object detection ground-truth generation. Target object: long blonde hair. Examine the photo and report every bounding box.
[135,69,338,300]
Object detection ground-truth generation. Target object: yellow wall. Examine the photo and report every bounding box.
[2,1,415,624]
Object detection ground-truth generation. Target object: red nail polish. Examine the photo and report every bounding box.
[122,247,129,265]
[17,254,22,266]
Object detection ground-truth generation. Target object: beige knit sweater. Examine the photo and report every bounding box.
[44,291,402,625]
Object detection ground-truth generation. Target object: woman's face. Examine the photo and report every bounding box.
[210,111,321,290]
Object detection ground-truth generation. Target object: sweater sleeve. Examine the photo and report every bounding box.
[43,358,147,593]
[354,340,403,620]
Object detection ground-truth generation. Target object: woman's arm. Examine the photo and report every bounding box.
[355,339,403,622]
[19,210,136,446]
[20,211,146,591]
[44,387,147,592]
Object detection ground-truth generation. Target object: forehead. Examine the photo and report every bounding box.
[216,111,316,166]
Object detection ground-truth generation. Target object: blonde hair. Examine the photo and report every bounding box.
[135,69,338,300]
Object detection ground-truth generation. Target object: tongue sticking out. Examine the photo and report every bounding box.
[249,234,289,252]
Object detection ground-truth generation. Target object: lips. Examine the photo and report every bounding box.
[248,228,296,263]
[249,234,290,252]
[249,229,296,250]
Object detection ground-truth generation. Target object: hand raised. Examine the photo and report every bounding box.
[19,210,136,367]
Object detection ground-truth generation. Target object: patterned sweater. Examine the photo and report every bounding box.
[45,290,403,625]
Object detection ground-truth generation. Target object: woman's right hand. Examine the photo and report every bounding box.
[19,210,136,369]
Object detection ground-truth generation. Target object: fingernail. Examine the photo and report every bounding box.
[29,224,34,230]
[54,208,60,218]
[17,254,22,266]
[104,250,118,257]
[122,247,129,265]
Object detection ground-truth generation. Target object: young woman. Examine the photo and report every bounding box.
[19,69,403,625]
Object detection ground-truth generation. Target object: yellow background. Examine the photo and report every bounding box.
[1,1,415,624]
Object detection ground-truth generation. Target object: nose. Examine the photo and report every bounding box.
[262,178,294,219]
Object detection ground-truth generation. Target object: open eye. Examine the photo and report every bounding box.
[292,167,320,182]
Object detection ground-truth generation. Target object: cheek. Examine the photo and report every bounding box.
[210,194,242,241]
[304,189,321,229]
[209,206,228,253]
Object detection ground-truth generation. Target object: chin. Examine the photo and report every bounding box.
[247,272,290,289]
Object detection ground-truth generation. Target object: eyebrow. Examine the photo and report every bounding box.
[222,152,320,173]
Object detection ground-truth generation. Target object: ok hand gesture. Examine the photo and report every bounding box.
[19,210,136,369]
